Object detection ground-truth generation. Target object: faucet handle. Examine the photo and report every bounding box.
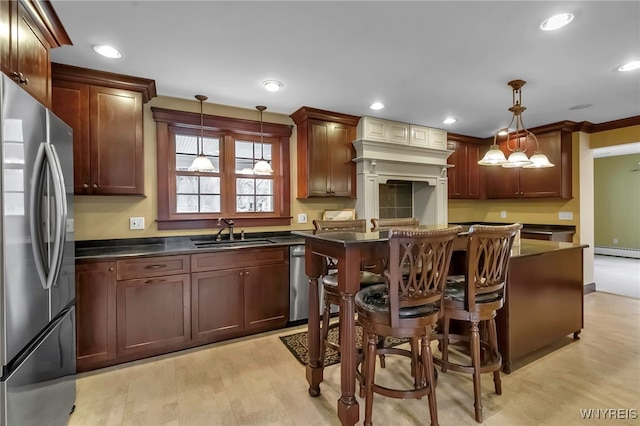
[241,229,245,240]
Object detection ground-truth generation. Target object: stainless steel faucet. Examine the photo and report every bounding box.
[215,217,235,241]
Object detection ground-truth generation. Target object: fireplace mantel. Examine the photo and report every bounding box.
[352,138,454,226]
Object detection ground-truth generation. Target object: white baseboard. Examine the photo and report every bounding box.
[594,246,640,259]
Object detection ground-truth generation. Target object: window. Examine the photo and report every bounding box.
[152,107,292,230]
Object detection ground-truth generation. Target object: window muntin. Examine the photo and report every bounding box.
[175,134,220,172]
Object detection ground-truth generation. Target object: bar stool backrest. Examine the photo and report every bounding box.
[387,225,461,328]
[464,223,522,311]
[371,217,419,230]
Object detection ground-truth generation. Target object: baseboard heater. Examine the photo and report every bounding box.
[594,246,640,259]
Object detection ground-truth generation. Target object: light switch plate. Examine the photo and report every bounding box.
[66,219,74,232]
[558,211,573,220]
[297,213,308,224]
[500,210,507,219]
[129,217,145,230]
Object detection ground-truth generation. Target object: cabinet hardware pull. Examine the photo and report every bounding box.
[12,72,28,84]
[92,184,98,189]
[245,271,250,275]
[144,278,167,284]
[108,267,114,272]
[83,183,89,189]
[145,264,167,269]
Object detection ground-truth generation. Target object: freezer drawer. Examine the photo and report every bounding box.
[1,307,76,426]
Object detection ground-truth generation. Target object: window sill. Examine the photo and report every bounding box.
[157,216,292,231]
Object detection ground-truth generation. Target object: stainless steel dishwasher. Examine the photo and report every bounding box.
[289,245,337,322]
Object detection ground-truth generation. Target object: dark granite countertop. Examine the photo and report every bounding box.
[451,222,576,235]
[75,231,308,260]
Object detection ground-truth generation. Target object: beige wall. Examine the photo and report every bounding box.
[74,96,354,241]
[74,98,639,244]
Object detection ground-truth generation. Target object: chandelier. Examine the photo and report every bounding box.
[189,94,216,172]
[252,105,274,175]
[478,79,554,168]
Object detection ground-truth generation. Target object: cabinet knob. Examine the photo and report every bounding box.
[239,272,243,276]
[92,184,98,189]
[83,183,89,189]
[108,267,114,272]
[245,271,250,275]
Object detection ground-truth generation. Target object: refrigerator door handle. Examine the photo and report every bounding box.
[44,143,67,290]
[29,142,49,290]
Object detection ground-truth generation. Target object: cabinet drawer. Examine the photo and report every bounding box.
[116,255,190,280]
[192,247,288,272]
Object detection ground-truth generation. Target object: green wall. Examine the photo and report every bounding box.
[594,153,640,248]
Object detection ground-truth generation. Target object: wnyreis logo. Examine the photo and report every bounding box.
[579,409,638,420]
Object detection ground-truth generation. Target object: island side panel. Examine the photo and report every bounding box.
[497,247,585,372]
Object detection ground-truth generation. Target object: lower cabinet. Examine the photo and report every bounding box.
[75,261,117,370]
[116,273,191,357]
[191,248,289,344]
[76,248,289,372]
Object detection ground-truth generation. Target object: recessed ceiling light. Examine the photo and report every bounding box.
[497,129,509,136]
[618,61,640,72]
[443,117,456,124]
[92,45,122,59]
[540,13,574,31]
[369,102,385,110]
[262,80,283,92]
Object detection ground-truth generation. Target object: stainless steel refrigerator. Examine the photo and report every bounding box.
[0,75,75,425]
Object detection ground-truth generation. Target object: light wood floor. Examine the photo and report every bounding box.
[68,292,639,426]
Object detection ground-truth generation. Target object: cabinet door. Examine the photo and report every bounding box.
[75,261,117,371]
[0,0,13,77]
[90,86,144,195]
[428,128,447,150]
[51,80,91,194]
[191,269,244,342]
[447,141,463,198]
[15,1,51,106]
[328,122,356,197]
[411,125,429,147]
[116,274,191,357]
[448,142,481,199]
[307,119,331,196]
[519,131,566,198]
[244,263,289,331]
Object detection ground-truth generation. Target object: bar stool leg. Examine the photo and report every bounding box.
[441,317,450,373]
[470,321,483,423]
[488,318,502,395]
[422,335,439,426]
[319,297,332,366]
[364,332,378,426]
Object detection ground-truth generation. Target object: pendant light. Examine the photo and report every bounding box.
[189,94,216,172]
[478,80,554,168]
[252,105,274,175]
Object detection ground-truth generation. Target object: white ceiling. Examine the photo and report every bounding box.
[50,1,640,139]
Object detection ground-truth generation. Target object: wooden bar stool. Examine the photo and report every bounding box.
[433,223,521,423]
[312,219,386,366]
[355,225,461,426]
[371,217,419,230]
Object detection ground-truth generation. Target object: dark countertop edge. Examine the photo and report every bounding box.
[451,222,576,233]
[75,231,310,261]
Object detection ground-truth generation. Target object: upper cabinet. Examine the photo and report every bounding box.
[447,137,482,199]
[482,130,572,199]
[51,64,157,196]
[357,116,448,150]
[0,0,72,107]
[291,106,359,198]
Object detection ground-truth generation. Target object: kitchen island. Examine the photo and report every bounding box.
[293,226,587,426]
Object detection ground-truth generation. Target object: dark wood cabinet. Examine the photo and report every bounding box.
[51,63,156,195]
[483,130,572,199]
[116,273,191,357]
[0,1,71,107]
[191,247,289,343]
[291,106,359,198]
[75,260,117,372]
[447,140,481,199]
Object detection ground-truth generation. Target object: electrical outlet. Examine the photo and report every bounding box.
[613,238,619,245]
[297,213,308,224]
[129,217,145,230]
[559,211,573,220]
[66,219,74,232]
[500,210,507,219]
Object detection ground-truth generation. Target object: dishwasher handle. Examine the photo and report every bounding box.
[291,245,306,257]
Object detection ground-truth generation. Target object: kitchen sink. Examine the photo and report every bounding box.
[191,239,273,249]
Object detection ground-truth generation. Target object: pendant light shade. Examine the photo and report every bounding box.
[478,80,554,169]
[252,105,273,175]
[189,94,216,172]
